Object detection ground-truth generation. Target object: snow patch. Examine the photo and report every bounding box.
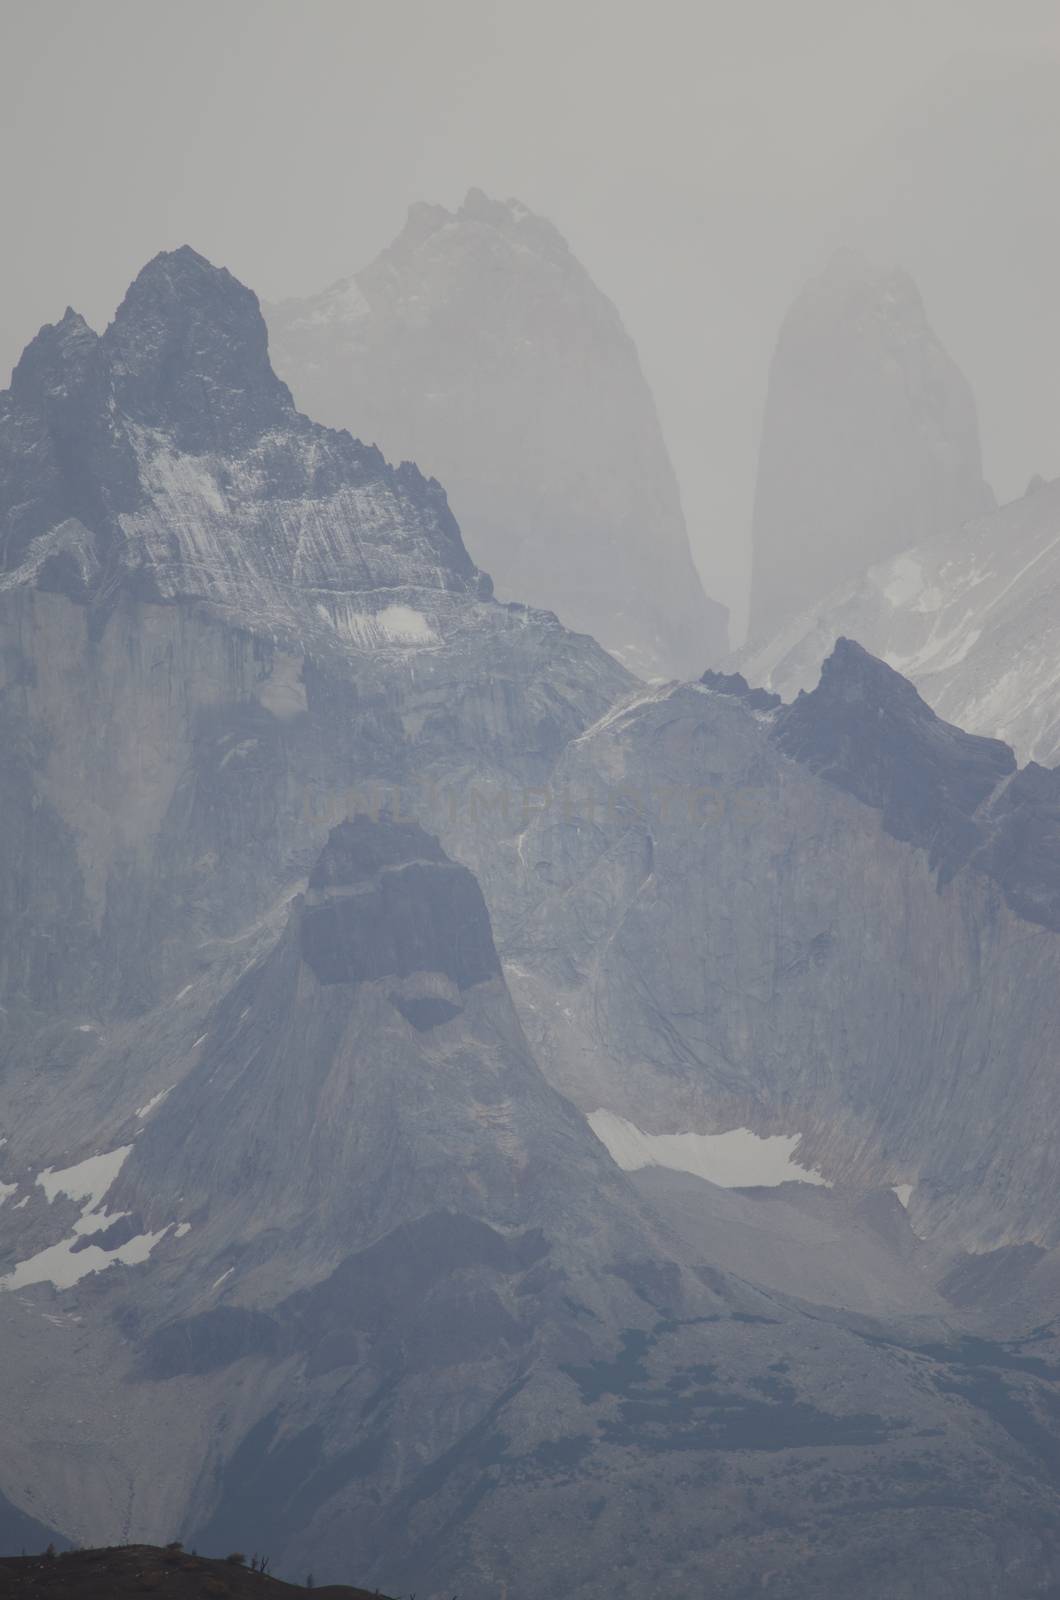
[0,1181,17,1207]
[37,1148,131,1212]
[1,1226,171,1292]
[136,1086,174,1120]
[174,1222,192,1239]
[587,1111,831,1188]
[882,556,923,608]
[0,1145,164,1292]
[893,1184,914,1208]
[321,602,438,648]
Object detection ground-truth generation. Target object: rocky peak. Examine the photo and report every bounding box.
[9,308,98,406]
[100,246,294,452]
[774,638,1015,873]
[749,251,993,643]
[455,186,572,262]
[266,192,728,680]
[0,248,503,630]
[699,666,781,712]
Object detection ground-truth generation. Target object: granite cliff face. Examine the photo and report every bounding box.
[267,190,727,679]
[7,251,1060,1599]
[748,250,993,643]
[502,641,1060,1253]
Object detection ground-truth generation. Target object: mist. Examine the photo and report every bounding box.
[3,0,1058,636]
[7,8,1060,1594]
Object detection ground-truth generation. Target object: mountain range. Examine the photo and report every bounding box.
[3,247,1060,1600]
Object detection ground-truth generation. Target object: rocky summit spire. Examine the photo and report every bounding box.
[748,250,993,644]
[9,307,98,406]
[100,246,294,452]
[774,637,1015,873]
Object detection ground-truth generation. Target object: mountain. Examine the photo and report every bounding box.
[9,815,1060,1600]
[738,475,1060,768]
[501,639,1060,1252]
[8,249,1060,1599]
[266,189,727,680]
[748,249,993,644]
[0,244,631,1026]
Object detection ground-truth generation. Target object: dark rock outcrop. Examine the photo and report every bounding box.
[300,817,501,990]
[700,666,781,712]
[774,637,1016,875]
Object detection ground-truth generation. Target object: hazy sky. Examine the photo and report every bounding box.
[3,0,1059,635]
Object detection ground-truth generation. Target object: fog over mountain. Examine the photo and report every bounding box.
[5,7,1060,1600]
[747,250,993,644]
[4,5,1060,634]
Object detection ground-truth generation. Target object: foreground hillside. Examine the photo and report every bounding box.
[0,1548,386,1600]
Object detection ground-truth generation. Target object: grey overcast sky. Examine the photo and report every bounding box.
[2,0,1059,633]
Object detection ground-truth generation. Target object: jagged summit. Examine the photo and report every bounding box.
[9,308,98,402]
[0,246,523,640]
[775,637,1016,874]
[101,246,293,451]
[748,251,993,644]
[266,191,728,679]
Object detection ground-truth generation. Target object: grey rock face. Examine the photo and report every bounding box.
[0,245,631,1030]
[266,190,727,679]
[502,649,1060,1253]
[10,810,1060,1600]
[748,250,993,643]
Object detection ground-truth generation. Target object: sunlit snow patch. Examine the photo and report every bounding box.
[0,1145,170,1292]
[0,1180,17,1207]
[320,601,438,649]
[587,1110,830,1188]
[893,1184,914,1208]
